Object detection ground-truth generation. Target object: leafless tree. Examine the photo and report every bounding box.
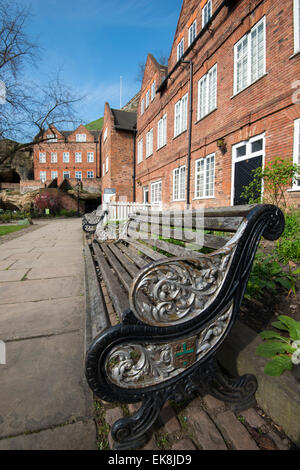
[135,52,168,84]
[0,0,84,166]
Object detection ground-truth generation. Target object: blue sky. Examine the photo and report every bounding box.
[24,0,182,127]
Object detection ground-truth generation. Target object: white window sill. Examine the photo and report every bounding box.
[287,187,300,192]
[195,107,217,124]
[173,129,187,140]
[172,199,186,202]
[157,144,167,152]
[146,154,153,159]
[231,73,268,99]
[193,196,215,200]
[289,50,300,59]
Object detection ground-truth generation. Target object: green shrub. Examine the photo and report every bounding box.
[275,210,300,263]
[245,252,300,301]
[59,209,77,217]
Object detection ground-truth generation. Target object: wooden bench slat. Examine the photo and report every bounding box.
[100,243,132,292]
[127,239,167,261]
[132,214,242,233]
[134,205,256,219]
[109,243,140,278]
[116,241,148,270]
[144,238,203,258]
[128,222,228,250]
[92,242,130,317]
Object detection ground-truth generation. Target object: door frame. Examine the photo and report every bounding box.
[231,132,265,206]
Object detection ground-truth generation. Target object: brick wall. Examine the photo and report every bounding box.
[135,0,300,209]
[101,102,136,202]
[33,124,100,185]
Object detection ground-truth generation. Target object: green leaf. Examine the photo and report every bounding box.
[277,278,292,290]
[278,316,300,341]
[256,341,294,358]
[264,356,293,376]
[260,331,288,342]
[271,321,289,332]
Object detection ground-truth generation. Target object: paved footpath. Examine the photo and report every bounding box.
[0,219,97,450]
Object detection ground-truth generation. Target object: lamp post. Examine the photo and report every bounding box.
[76,179,80,217]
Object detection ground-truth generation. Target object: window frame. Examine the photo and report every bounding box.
[141,98,145,115]
[39,171,46,182]
[105,156,109,173]
[202,0,212,28]
[197,64,217,121]
[63,171,70,180]
[87,152,94,163]
[39,152,46,163]
[76,133,86,142]
[146,129,153,158]
[151,80,156,101]
[87,170,94,179]
[233,16,266,95]
[137,138,143,164]
[188,19,197,46]
[231,133,266,205]
[194,153,215,199]
[51,170,58,180]
[174,93,188,138]
[46,134,57,142]
[75,170,82,180]
[75,152,82,163]
[173,165,186,201]
[151,180,162,204]
[63,152,69,163]
[293,118,300,190]
[177,37,184,62]
[51,152,57,163]
[145,90,150,108]
[157,114,167,150]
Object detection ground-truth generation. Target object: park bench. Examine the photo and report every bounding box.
[84,204,285,450]
[82,207,107,234]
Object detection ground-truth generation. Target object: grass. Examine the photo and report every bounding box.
[0,225,28,236]
[85,117,103,131]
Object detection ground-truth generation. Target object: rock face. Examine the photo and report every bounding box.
[0,139,34,182]
[0,190,38,211]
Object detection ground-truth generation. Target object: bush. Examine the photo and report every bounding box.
[276,210,300,263]
[58,209,77,217]
[245,252,300,301]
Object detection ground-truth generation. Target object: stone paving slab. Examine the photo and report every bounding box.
[0,419,97,450]
[0,297,84,341]
[0,218,97,450]
[0,276,84,304]
[0,269,29,282]
[0,331,92,439]
[26,265,82,280]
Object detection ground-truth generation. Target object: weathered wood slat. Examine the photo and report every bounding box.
[101,243,132,291]
[127,222,229,249]
[92,242,130,316]
[144,238,203,258]
[108,243,140,278]
[132,214,242,232]
[127,240,167,261]
[116,241,148,269]
[134,205,256,219]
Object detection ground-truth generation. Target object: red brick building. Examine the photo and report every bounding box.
[101,102,137,202]
[135,0,300,209]
[33,124,100,186]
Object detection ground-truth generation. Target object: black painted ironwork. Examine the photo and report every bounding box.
[85,204,285,450]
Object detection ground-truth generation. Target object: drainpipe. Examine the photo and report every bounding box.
[181,59,193,209]
[132,130,137,202]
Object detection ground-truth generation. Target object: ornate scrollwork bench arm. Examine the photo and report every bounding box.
[85,204,285,450]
